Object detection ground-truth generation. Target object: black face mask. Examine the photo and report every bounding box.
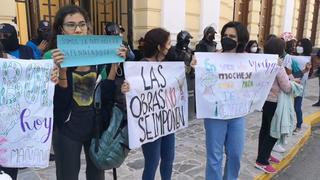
[206,34,215,42]
[0,32,19,52]
[177,39,190,50]
[221,37,237,51]
[39,31,51,41]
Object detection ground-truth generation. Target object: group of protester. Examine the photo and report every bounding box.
[1,4,320,180]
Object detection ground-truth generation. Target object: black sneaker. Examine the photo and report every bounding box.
[312,101,320,107]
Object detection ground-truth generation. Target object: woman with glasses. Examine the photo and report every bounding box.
[45,5,127,180]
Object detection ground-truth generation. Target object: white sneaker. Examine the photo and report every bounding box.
[273,144,286,153]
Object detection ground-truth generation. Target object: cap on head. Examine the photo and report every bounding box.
[105,22,120,35]
[38,20,50,31]
[0,23,16,34]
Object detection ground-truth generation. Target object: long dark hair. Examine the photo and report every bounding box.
[285,39,296,55]
[48,5,90,50]
[264,38,285,57]
[143,28,170,58]
[245,40,258,53]
[0,42,4,58]
[299,38,312,56]
[221,21,249,53]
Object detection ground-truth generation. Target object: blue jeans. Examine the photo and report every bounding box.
[142,134,175,180]
[294,96,303,128]
[204,117,245,180]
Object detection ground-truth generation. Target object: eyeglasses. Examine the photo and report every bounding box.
[62,22,87,32]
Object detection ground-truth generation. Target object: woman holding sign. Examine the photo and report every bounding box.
[0,44,59,179]
[121,28,175,180]
[255,38,293,174]
[47,5,127,180]
[200,21,249,180]
[291,38,312,134]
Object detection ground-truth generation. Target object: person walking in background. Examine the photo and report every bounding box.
[121,28,175,180]
[195,25,217,52]
[245,40,260,53]
[26,20,51,59]
[255,37,293,174]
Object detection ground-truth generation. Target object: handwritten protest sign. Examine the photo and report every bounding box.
[0,58,54,168]
[57,35,124,67]
[195,53,279,119]
[124,62,188,149]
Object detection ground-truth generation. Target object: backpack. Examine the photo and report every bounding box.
[89,75,130,179]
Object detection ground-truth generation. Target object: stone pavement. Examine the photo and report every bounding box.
[17,78,320,180]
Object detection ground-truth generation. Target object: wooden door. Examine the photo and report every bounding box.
[234,0,249,27]
[90,0,132,45]
[258,0,272,46]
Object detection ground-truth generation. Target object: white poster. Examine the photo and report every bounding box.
[0,58,54,168]
[124,62,188,149]
[290,55,310,66]
[195,53,279,119]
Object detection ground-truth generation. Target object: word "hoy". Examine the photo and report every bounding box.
[20,108,52,143]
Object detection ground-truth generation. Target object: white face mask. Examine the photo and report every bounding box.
[296,46,304,54]
[250,46,258,53]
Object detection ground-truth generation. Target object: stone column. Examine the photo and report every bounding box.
[162,0,186,42]
[283,0,295,32]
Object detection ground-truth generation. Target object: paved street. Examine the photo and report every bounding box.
[273,125,320,180]
[17,78,320,180]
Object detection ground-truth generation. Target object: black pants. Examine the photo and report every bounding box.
[0,167,18,180]
[256,101,278,165]
[53,129,105,180]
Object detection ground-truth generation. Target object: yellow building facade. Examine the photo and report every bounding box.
[1,0,320,48]
[132,0,320,48]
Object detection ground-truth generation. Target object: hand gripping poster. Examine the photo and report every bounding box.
[195,53,279,119]
[0,58,54,168]
[124,62,188,149]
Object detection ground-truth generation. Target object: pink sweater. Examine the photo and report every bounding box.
[267,66,292,102]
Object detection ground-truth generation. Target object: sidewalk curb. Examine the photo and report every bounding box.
[253,111,320,180]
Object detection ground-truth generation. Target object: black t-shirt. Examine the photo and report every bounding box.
[61,67,97,141]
